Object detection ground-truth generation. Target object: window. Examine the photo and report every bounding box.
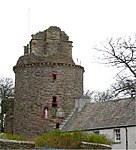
[56,123,60,129]
[44,107,48,119]
[41,106,49,119]
[52,96,57,107]
[93,130,99,134]
[50,73,58,80]
[114,129,121,142]
[53,73,57,80]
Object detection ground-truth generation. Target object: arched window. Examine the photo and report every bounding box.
[41,106,49,119]
[44,107,48,119]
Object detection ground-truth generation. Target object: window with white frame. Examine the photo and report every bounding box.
[114,129,121,142]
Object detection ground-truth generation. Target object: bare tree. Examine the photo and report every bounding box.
[86,76,136,101]
[95,36,136,78]
[94,35,136,98]
[0,78,14,132]
[110,76,136,98]
[85,90,114,102]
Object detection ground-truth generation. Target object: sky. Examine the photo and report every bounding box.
[0,0,136,92]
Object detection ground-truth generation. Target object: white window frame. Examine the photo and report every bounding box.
[114,129,121,142]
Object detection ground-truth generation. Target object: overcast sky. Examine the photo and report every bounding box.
[0,0,136,92]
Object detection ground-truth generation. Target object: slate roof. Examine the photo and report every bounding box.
[62,98,136,131]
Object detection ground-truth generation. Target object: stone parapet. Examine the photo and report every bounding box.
[13,62,84,72]
[81,141,111,149]
[0,139,35,149]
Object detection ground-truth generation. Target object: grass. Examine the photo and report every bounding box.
[82,133,113,145]
[0,133,26,141]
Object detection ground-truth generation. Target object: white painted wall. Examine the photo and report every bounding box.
[127,126,136,149]
[87,126,136,149]
[99,127,136,149]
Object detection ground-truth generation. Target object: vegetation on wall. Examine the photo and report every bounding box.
[0,133,26,141]
[82,133,113,145]
[33,130,112,148]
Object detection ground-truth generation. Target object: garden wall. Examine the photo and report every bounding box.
[81,141,111,149]
[0,139,35,149]
[0,139,111,149]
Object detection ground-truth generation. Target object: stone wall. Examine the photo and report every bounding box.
[30,26,72,58]
[23,26,73,64]
[0,139,35,149]
[13,63,84,137]
[12,26,84,137]
[81,142,111,150]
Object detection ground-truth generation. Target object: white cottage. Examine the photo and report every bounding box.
[61,97,136,149]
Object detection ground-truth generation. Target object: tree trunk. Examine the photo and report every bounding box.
[1,103,4,132]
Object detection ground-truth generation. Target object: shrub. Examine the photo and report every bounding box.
[33,134,47,147]
[34,130,84,149]
[0,131,112,148]
[83,133,113,145]
[34,130,112,148]
[0,133,26,141]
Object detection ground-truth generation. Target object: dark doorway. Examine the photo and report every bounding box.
[56,123,60,129]
[52,96,57,107]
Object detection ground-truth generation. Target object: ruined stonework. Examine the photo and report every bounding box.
[13,26,84,137]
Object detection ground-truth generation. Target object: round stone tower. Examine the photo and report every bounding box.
[13,26,84,137]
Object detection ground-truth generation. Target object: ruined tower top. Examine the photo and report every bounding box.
[32,26,69,41]
[18,26,74,65]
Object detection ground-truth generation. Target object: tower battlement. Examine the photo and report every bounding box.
[22,26,73,65]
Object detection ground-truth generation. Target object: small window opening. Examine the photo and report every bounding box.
[52,96,57,107]
[56,123,60,129]
[43,107,49,119]
[53,74,57,80]
[41,107,49,119]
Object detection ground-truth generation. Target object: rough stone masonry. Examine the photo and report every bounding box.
[11,26,84,137]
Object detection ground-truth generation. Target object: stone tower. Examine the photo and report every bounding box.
[13,26,84,137]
